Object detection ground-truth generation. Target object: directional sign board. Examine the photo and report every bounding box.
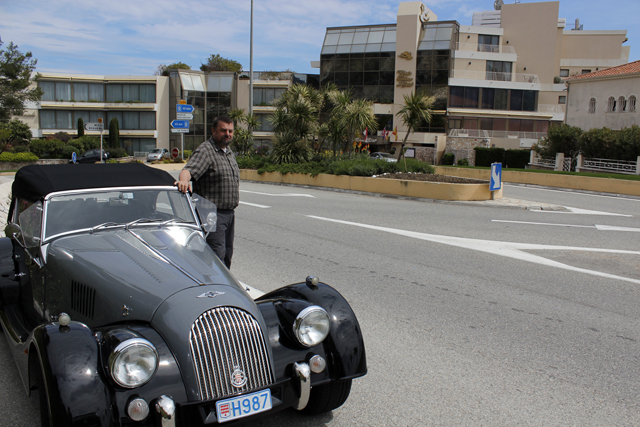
[176,104,194,113]
[171,120,189,129]
[490,162,502,191]
[171,128,189,133]
[85,122,104,131]
[176,113,193,120]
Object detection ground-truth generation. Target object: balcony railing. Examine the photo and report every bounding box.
[450,70,539,83]
[449,129,547,140]
[454,42,516,55]
[537,104,564,114]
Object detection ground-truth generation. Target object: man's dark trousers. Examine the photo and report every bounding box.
[206,209,235,269]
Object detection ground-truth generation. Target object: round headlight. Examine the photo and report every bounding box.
[109,338,158,388]
[293,306,330,347]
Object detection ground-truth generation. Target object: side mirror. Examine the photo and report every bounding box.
[5,223,23,241]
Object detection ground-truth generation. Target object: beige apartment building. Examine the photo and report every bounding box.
[19,74,170,154]
[318,0,630,162]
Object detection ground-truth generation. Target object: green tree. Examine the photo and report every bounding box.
[108,118,120,148]
[77,117,84,137]
[0,41,43,122]
[534,124,582,160]
[228,108,245,127]
[338,98,378,155]
[155,62,191,76]
[0,119,32,146]
[395,90,435,160]
[200,54,242,73]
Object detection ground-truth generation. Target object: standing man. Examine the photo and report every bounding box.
[175,115,239,269]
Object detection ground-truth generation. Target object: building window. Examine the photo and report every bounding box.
[607,96,616,112]
[486,61,512,81]
[581,69,591,74]
[559,69,569,77]
[558,96,566,104]
[449,87,479,108]
[253,87,287,106]
[618,96,626,112]
[478,35,499,52]
[588,97,596,114]
[629,95,637,112]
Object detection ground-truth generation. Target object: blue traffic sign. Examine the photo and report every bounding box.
[176,104,194,113]
[171,120,190,129]
[490,163,502,191]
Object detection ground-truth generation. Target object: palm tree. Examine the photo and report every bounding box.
[338,98,377,155]
[228,108,245,128]
[395,91,435,160]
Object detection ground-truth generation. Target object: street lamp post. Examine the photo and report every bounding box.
[249,0,254,118]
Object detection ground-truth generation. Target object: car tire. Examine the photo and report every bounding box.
[34,363,52,427]
[301,379,352,415]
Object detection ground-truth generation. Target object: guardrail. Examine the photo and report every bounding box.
[450,70,539,83]
[454,42,516,55]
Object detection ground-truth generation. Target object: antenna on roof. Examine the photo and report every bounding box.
[572,18,583,30]
[494,0,503,10]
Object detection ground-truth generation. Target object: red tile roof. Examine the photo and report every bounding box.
[567,60,640,81]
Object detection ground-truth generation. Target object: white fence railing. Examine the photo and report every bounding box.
[529,152,640,174]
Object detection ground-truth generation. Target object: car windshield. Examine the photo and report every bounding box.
[150,149,162,153]
[44,188,197,240]
[376,153,392,158]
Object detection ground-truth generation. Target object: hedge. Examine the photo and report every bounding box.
[504,149,531,169]
[0,152,39,162]
[474,147,505,167]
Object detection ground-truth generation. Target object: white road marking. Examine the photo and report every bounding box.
[241,190,315,198]
[239,201,270,208]
[531,206,632,217]
[505,184,640,203]
[493,219,640,233]
[307,215,640,285]
[493,220,595,229]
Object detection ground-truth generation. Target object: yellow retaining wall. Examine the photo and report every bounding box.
[240,170,501,201]
[433,166,640,197]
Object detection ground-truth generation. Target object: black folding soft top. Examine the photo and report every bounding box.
[12,163,177,203]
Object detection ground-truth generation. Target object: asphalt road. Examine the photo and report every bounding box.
[1,178,639,426]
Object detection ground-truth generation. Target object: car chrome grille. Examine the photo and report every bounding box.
[190,307,274,401]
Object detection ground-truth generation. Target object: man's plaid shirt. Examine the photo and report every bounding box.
[184,137,240,210]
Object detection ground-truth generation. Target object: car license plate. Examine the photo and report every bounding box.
[216,389,272,423]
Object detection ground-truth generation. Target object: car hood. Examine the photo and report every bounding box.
[45,226,246,326]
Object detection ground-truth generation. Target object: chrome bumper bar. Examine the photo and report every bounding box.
[293,362,310,410]
[156,395,176,427]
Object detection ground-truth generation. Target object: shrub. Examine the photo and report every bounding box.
[29,138,66,158]
[183,150,192,159]
[73,135,100,151]
[77,118,84,137]
[442,153,454,165]
[11,145,30,153]
[505,149,531,168]
[49,131,71,143]
[0,152,39,162]
[108,118,120,148]
[106,147,127,158]
[474,147,505,167]
[457,158,469,166]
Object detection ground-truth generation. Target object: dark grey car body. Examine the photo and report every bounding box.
[0,164,366,426]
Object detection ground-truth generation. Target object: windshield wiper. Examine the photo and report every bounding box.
[160,218,194,226]
[125,218,163,229]
[90,222,120,233]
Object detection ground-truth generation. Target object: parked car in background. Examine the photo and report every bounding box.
[370,152,397,163]
[0,164,367,426]
[70,149,109,164]
[147,148,170,162]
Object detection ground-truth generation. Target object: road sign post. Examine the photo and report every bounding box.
[84,121,105,163]
[175,103,194,161]
[490,162,502,200]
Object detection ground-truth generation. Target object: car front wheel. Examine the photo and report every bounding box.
[34,363,52,427]
[300,379,352,415]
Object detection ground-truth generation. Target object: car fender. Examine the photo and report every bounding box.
[30,322,111,427]
[255,281,367,381]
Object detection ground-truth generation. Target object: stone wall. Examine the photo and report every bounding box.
[444,137,489,166]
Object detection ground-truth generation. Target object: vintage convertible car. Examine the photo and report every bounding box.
[0,164,366,426]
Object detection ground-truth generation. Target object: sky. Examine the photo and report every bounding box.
[1,0,638,77]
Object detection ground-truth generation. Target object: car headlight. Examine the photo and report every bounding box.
[293,306,330,347]
[109,338,158,388]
